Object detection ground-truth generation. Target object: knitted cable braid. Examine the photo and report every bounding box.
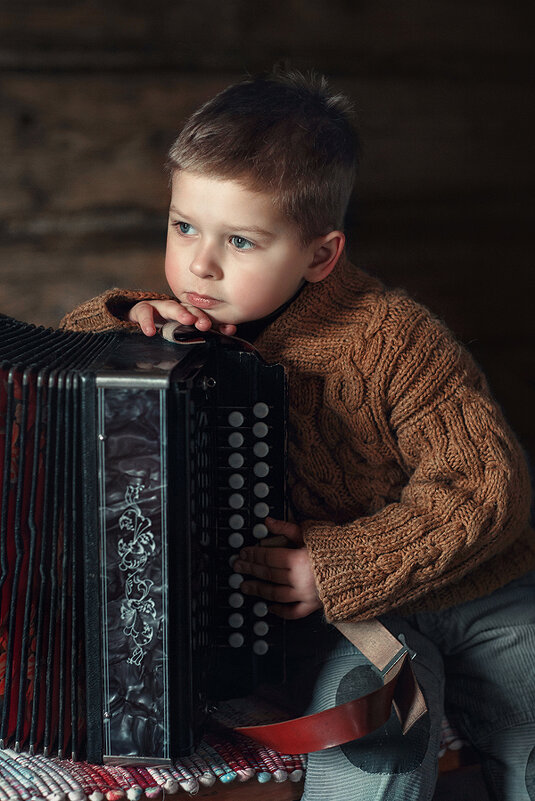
[60,256,535,621]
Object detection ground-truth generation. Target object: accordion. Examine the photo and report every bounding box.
[0,314,287,764]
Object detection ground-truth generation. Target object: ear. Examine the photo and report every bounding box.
[305,230,345,283]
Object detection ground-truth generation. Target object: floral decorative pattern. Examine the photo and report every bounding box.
[117,484,157,666]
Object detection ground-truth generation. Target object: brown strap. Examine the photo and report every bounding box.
[236,619,427,752]
[334,619,427,735]
[335,619,403,670]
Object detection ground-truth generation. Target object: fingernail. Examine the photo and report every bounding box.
[240,549,249,560]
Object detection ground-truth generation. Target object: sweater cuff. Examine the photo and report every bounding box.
[59,288,173,333]
[301,520,364,622]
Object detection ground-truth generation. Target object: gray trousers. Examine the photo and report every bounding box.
[287,570,535,801]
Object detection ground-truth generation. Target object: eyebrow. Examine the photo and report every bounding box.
[231,225,275,240]
[169,206,275,240]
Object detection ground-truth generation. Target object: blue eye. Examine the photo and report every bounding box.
[230,235,254,250]
[173,221,196,235]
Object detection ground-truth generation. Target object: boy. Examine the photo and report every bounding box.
[61,69,535,800]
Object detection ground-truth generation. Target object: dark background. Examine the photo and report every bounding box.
[0,1,534,461]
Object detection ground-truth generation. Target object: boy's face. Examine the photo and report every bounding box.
[164,171,342,327]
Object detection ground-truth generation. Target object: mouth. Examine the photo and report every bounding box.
[184,292,222,309]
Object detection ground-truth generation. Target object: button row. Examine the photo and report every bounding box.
[227,633,269,653]
[228,483,270,509]
[228,613,270,633]
[223,404,272,655]
[225,597,270,652]
[228,516,268,538]
[227,403,270,429]
[227,443,270,465]
[228,463,269,487]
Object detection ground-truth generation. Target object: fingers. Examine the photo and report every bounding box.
[178,302,236,334]
[236,561,289,585]
[128,301,158,335]
[189,318,237,335]
[235,546,297,572]
[235,537,322,619]
[259,535,290,548]
[129,300,198,335]
[265,517,304,546]
[217,323,238,336]
[270,600,323,620]
[129,300,238,337]
[240,580,300,604]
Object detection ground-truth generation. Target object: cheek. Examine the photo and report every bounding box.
[239,274,293,316]
[164,242,183,287]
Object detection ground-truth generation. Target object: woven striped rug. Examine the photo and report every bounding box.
[0,731,305,799]
[0,715,466,799]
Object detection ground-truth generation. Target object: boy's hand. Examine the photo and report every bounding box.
[128,299,237,337]
[233,518,322,620]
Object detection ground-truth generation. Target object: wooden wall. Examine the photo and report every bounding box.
[1,1,534,463]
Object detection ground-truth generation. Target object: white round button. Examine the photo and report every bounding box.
[254,482,269,498]
[253,620,269,636]
[253,441,269,457]
[253,523,268,539]
[253,461,269,477]
[228,633,244,648]
[254,502,269,518]
[253,402,269,419]
[228,452,244,468]
[229,554,238,567]
[228,431,244,448]
[228,473,244,489]
[228,613,244,628]
[229,514,244,529]
[228,411,244,427]
[253,601,268,617]
[229,573,244,589]
[253,422,268,438]
[229,493,244,509]
[253,640,269,655]
[229,592,244,608]
[228,532,244,548]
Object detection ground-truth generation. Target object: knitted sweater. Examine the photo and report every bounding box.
[60,257,535,622]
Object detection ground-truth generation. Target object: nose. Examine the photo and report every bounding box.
[189,243,223,280]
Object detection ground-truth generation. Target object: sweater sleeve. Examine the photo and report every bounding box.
[302,309,533,622]
[59,288,173,332]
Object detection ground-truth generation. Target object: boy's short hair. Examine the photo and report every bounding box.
[167,67,359,242]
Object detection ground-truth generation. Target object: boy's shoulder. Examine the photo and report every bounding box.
[267,257,453,348]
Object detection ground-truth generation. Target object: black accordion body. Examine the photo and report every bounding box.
[0,314,287,764]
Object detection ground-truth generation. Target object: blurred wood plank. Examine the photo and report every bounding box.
[0,0,533,78]
[0,243,168,327]
[1,72,534,212]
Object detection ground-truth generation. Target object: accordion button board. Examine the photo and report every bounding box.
[0,315,287,765]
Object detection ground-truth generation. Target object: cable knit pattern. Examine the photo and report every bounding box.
[59,288,172,333]
[60,257,535,621]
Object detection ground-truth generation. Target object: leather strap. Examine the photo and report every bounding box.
[334,620,426,735]
[236,619,427,752]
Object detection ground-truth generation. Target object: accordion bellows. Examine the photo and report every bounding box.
[0,314,287,764]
